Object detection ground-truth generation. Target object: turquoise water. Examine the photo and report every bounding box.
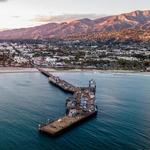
[0,72,150,150]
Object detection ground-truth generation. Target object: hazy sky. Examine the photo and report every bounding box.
[0,0,150,29]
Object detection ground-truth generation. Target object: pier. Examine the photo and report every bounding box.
[38,68,97,136]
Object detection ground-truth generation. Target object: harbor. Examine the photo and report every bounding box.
[38,68,98,136]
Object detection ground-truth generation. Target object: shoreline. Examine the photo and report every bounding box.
[0,67,150,74]
[0,67,38,73]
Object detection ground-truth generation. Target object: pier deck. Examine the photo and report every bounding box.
[38,68,97,136]
[39,112,96,136]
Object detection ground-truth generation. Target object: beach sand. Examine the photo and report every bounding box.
[0,67,38,73]
[0,67,150,75]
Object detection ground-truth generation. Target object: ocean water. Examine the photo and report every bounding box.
[0,72,150,150]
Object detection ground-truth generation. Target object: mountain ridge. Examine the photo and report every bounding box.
[0,10,150,40]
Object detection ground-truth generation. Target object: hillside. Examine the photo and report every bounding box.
[0,10,150,39]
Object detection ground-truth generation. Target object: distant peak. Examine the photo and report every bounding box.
[79,18,92,21]
[69,18,93,25]
[125,10,150,17]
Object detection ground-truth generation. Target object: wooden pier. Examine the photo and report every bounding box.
[39,111,97,136]
[38,68,97,136]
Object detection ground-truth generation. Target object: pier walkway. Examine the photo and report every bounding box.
[38,68,97,136]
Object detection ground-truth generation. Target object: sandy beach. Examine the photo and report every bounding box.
[37,68,150,75]
[0,67,150,75]
[0,67,39,73]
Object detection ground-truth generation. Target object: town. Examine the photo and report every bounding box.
[0,39,150,71]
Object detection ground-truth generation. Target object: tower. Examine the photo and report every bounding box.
[89,79,96,94]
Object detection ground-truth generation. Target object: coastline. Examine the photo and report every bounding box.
[0,67,150,74]
[0,67,38,73]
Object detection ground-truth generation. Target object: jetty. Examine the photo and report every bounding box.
[38,68,97,136]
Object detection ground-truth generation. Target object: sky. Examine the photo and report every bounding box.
[0,0,150,29]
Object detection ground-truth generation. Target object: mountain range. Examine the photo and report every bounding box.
[1,10,150,40]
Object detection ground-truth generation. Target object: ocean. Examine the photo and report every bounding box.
[0,72,150,150]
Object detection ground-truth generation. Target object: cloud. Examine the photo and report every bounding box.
[32,14,106,23]
[11,16,20,18]
[0,0,6,1]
